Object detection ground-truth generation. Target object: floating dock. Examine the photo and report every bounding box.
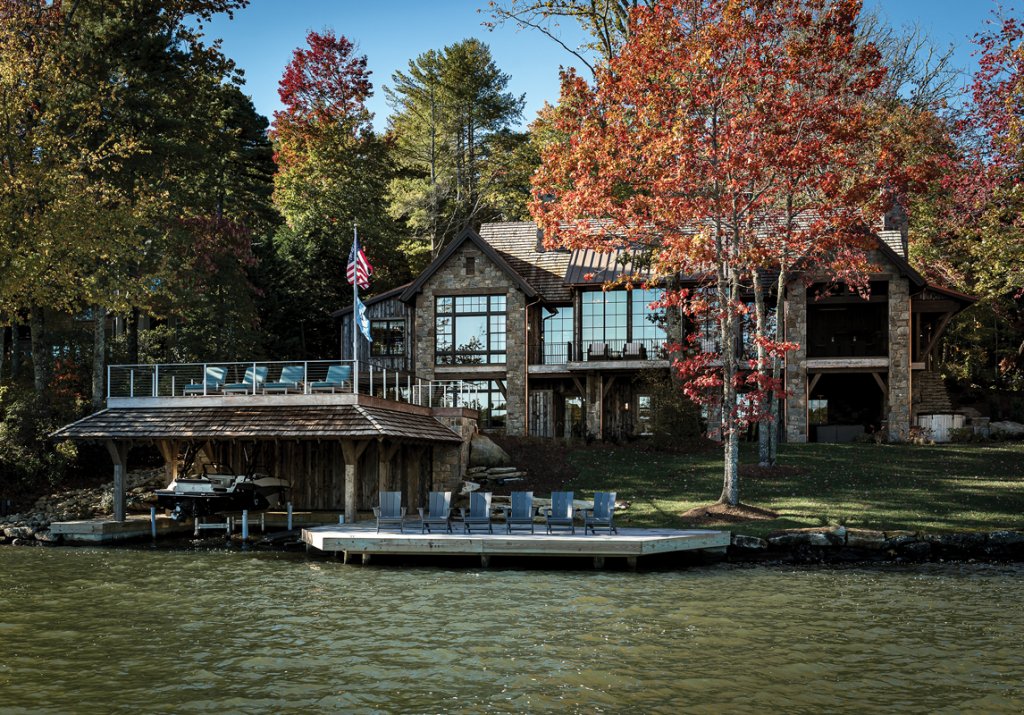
[302,523,731,567]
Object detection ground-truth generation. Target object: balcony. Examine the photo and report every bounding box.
[528,338,671,373]
[106,359,495,411]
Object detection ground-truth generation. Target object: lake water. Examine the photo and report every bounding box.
[1,547,1022,714]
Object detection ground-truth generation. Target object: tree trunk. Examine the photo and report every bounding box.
[92,305,106,410]
[126,306,140,365]
[0,316,6,383]
[754,270,771,467]
[28,305,48,396]
[768,270,788,466]
[717,255,741,506]
[10,319,21,380]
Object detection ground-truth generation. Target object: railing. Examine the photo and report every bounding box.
[106,359,489,412]
[529,338,669,365]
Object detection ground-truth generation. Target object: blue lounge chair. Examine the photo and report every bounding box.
[373,491,406,533]
[460,491,493,534]
[308,364,353,393]
[544,491,577,534]
[182,365,227,396]
[584,491,618,535]
[263,364,305,394]
[223,366,268,394]
[419,491,452,533]
[504,491,536,534]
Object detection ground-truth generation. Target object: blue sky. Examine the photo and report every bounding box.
[203,0,1002,130]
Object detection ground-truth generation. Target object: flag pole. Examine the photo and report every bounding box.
[352,222,359,370]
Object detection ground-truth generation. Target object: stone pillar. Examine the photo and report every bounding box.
[887,277,911,441]
[784,286,808,443]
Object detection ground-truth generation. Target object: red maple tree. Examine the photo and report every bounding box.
[532,0,896,505]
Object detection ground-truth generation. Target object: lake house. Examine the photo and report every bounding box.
[339,220,974,444]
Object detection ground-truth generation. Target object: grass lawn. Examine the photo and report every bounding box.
[566,441,1024,537]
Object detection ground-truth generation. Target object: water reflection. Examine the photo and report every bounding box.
[1,550,1022,714]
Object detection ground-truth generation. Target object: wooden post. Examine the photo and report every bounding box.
[105,440,129,522]
[341,440,369,525]
[377,441,400,494]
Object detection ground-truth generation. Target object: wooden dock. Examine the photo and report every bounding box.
[302,523,731,567]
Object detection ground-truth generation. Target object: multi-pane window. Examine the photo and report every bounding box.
[543,306,574,363]
[370,320,405,356]
[582,288,665,350]
[435,295,507,365]
[460,380,507,429]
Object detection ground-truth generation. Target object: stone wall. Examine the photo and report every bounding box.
[430,407,479,489]
[784,283,808,443]
[887,275,912,440]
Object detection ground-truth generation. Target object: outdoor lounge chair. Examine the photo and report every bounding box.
[262,364,305,394]
[584,491,618,535]
[587,342,610,361]
[223,366,268,395]
[459,491,493,534]
[544,491,576,534]
[308,364,353,393]
[182,365,227,396]
[419,491,452,533]
[621,342,647,360]
[503,491,536,534]
[373,491,406,533]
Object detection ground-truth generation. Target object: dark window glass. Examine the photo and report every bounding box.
[435,294,507,365]
[370,320,405,356]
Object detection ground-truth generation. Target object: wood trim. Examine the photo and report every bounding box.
[808,373,823,393]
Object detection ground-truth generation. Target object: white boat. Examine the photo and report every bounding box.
[154,463,289,520]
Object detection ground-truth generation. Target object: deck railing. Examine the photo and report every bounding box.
[106,360,489,411]
[529,337,669,365]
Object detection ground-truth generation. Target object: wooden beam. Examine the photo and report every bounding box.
[808,373,823,394]
[601,374,617,399]
[341,440,370,524]
[921,312,954,359]
[570,376,585,396]
[377,440,401,493]
[493,379,507,399]
[871,372,887,394]
[104,440,129,523]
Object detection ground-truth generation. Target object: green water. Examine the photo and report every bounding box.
[1,548,1022,714]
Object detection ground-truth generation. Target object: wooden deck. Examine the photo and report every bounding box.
[302,523,731,566]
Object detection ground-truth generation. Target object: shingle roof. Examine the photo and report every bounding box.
[478,222,573,303]
[52,405,463,443]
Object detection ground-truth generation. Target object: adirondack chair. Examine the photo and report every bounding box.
[621,342,647,360]
[308,364,353,394]
[419,491,452,533]
[373,491,406,533]
[459,491,493,534]
[583,491,618,535]
[504,491,536,534]
[183,366,227,396]
[544,491,576,534]
[262,364,305,394]
[587,342,610,361]
[223,366,268,394]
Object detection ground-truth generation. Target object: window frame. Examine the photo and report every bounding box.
[435,294,508,365]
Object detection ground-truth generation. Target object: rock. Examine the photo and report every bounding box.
[990,420,1024,437]
[460,481,480,495]
[768,530,832,547]
[486,466,519,474]
[731,534,767,550]
[885,531,920,548]
[34,530,59,544]
[3,526,35,540]
[897,541,931,559]
[468,434,512,468]
[987,530,1024,546]
[846,529,887,550]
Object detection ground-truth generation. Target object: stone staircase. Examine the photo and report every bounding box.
[915,370,954,413]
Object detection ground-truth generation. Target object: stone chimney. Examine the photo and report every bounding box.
[880,204,909,258]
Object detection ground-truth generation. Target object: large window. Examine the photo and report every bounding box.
[542,306,574,363]
[435,295,507,365]
[461,380,507,429]
[370,319,405,356]
[582,288,666,353]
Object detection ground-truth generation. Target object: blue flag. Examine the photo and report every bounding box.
[355,295,372,343]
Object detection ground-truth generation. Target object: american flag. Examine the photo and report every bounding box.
[347,235,373,290]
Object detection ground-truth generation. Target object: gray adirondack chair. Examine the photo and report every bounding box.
[373,491,406,533]
[419,491,452,533]
[223,365,268,394]
[584,491,618,535]
[183,365,227,395]
[544,491,576,534]
[308,364,353,393]
[504,491,536,534]
[263,364,305,393]
[460,491,493,534]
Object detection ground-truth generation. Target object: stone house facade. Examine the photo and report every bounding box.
[341,221,972,443]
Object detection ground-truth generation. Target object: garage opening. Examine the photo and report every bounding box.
[808,373,885,442]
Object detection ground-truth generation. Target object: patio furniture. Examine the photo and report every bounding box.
[308,364,353,393]
[373,491,406,533]
[587,343,610,361]
[223,366,268,395]
[583,491,618,535]
[460,491,493,534]
[419,491,452,533]
[182,366,227,396]
[621,342,647,360]
[544,491,576,534]
[262,364,305,394]
[503,491,536,534]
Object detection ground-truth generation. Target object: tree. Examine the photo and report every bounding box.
[533,0,892,506]
[268,30,402,358]
[385,39,525,262]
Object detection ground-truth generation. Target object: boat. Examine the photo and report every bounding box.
[154,463,290,521]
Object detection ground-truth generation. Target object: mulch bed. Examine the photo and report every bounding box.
[679,501,779,525]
